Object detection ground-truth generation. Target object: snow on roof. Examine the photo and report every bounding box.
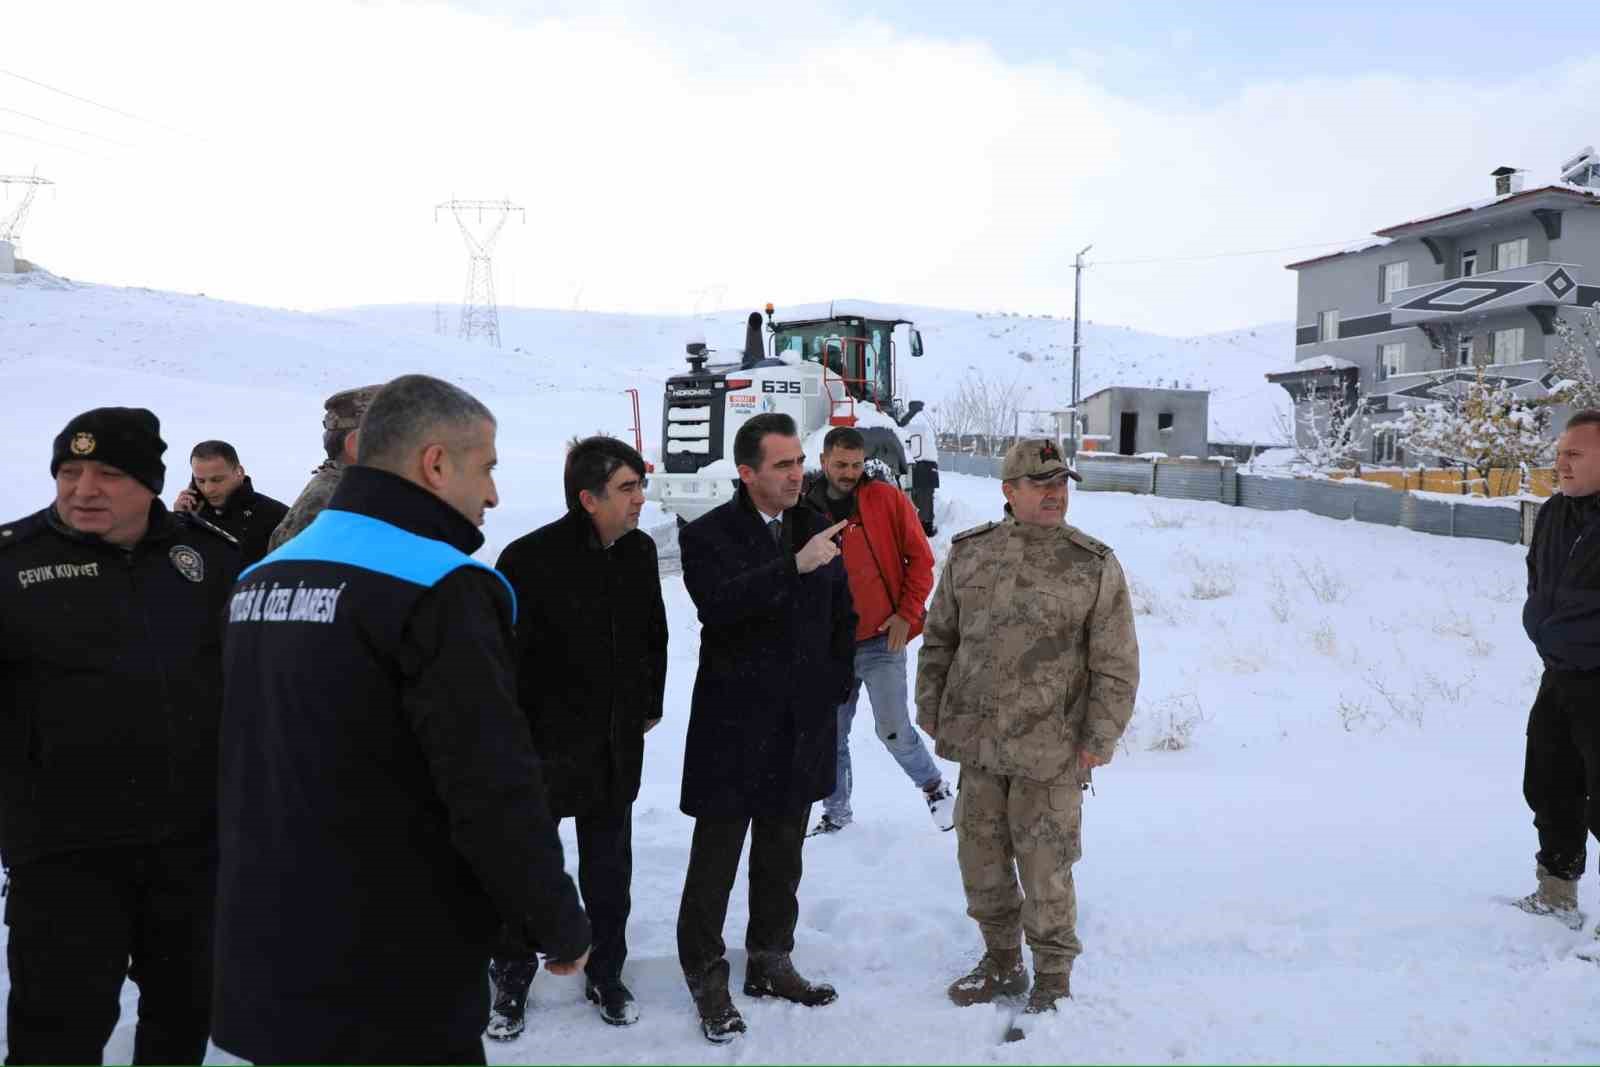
[1373,182,1599,237]
[1284,237,1394,270]
[1289,354,1358,372]
[770,299,918,325]
[1287,172,1600,269]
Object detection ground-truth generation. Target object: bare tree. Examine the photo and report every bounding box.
[933,371,1025,454]
[1284,376,1369,474]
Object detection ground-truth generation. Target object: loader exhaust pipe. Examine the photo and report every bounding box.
[740,312,764,369]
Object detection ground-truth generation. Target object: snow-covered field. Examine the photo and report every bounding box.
[2,273,1594,1064]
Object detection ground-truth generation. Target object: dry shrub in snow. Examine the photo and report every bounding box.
[1430,608,1476,639]
[1142,692,1207,752]
[1294,556,1349,604]
[1176,552,1237,600]
[1140,506,1191,530]
[1266,568,1293,623]
[1335,693,1380,733]
[1311,619,1338,656]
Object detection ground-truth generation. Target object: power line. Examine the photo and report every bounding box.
[0,67,199,140]
[1088,237,1372,268]
[0,105,131,147]
[0,126,104,157]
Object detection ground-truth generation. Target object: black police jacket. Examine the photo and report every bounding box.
[194,475,288,567]
[213,465,589,1064]
[0,501,240,866]
[496,510,668,818]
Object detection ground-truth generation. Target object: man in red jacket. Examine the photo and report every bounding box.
[804,427,954,835]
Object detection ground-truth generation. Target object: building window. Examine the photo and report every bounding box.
[1458,334,1475,367]
[1318,309,1340,342]
[1373,427,1400,465]
[1381,261,1409,302]
[1461,249,1478,277]
[1380,342,1407,378]
[1492,327,1526,364]
[1494,237,1529,271]
[1158,412,1174,431]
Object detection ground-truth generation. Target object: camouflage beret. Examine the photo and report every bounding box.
[1001,437,1081,482]
[322,385,382,431]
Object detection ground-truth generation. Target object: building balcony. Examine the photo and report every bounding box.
[1389,261,1584,325]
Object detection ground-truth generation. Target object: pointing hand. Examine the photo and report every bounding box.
[796,519,850,574]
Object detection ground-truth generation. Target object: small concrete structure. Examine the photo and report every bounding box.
[0,240,14,274]
[1080,386,1209,458]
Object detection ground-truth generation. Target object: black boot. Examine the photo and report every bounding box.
[690,983,746,1044]
[485,957,538,1041]
[585,977,640,1026]
[743,953,837,1007]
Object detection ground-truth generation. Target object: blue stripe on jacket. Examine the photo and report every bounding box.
[239,509,517,624]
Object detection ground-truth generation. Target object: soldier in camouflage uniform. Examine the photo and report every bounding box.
[915,438,1139,1016]
[266,385,381,551]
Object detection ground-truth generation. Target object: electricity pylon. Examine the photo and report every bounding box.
[435,198,523,348]
[1,171,54,247]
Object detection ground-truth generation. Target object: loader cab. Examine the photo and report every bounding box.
[770,315,922,416]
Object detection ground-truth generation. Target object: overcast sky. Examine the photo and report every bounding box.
[5,1,1599,338]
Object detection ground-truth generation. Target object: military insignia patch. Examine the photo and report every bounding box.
[169,545,205,583]
[1038,439,1062,464]
[70,432,96,456]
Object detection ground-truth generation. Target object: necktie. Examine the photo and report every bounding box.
[768,518,783,546]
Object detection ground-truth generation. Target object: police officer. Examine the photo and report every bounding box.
[266,383,381,551]
[0,407,240,1065]
[915,438,1139,1017]
[214,375,589,1065]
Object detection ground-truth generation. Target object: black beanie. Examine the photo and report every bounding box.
[50,407,168,494]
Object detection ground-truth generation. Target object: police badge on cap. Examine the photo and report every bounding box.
[169,545,205,583]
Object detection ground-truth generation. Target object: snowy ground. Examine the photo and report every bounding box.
[2,275,1595,1064]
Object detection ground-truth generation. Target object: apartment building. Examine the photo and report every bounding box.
[1269,147,1600,463]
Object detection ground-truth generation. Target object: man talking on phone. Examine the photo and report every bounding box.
[802,427,950,837]
[173,441,287,567]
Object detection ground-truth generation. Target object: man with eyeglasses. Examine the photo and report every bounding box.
[486,436,668,1037]
[916,438,1139,1023]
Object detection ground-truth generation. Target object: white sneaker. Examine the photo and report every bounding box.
[925,780,956,832]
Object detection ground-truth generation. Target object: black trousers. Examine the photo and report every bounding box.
[493,805,632,986]
[1524,671,1600,881]
[4,842,215,1066]
[676,804,810,994]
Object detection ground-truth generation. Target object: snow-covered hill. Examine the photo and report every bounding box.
[4,272,1588,1065]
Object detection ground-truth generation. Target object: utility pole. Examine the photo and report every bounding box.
[435,198,523,348]
[1069,243,1092,458]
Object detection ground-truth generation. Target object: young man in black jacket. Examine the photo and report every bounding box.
[1516,408,1600,939]
[0,407,241,1065]
[675,413,857,1043]
[214,375,589,1065]
[173,439,288,566]
[486,437,668,1036]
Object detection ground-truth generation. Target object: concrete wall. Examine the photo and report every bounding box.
[1081,387,1208,458]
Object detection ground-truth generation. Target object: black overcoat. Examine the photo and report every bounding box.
[496,510,668,818]
[678,487,856,818]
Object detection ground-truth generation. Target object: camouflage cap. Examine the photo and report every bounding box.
[1001,437,1082,482]
[322,385,382,431]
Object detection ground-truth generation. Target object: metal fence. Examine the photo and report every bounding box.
[941,451,1528,545]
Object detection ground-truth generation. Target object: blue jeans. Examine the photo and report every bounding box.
[823,635,942,824]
